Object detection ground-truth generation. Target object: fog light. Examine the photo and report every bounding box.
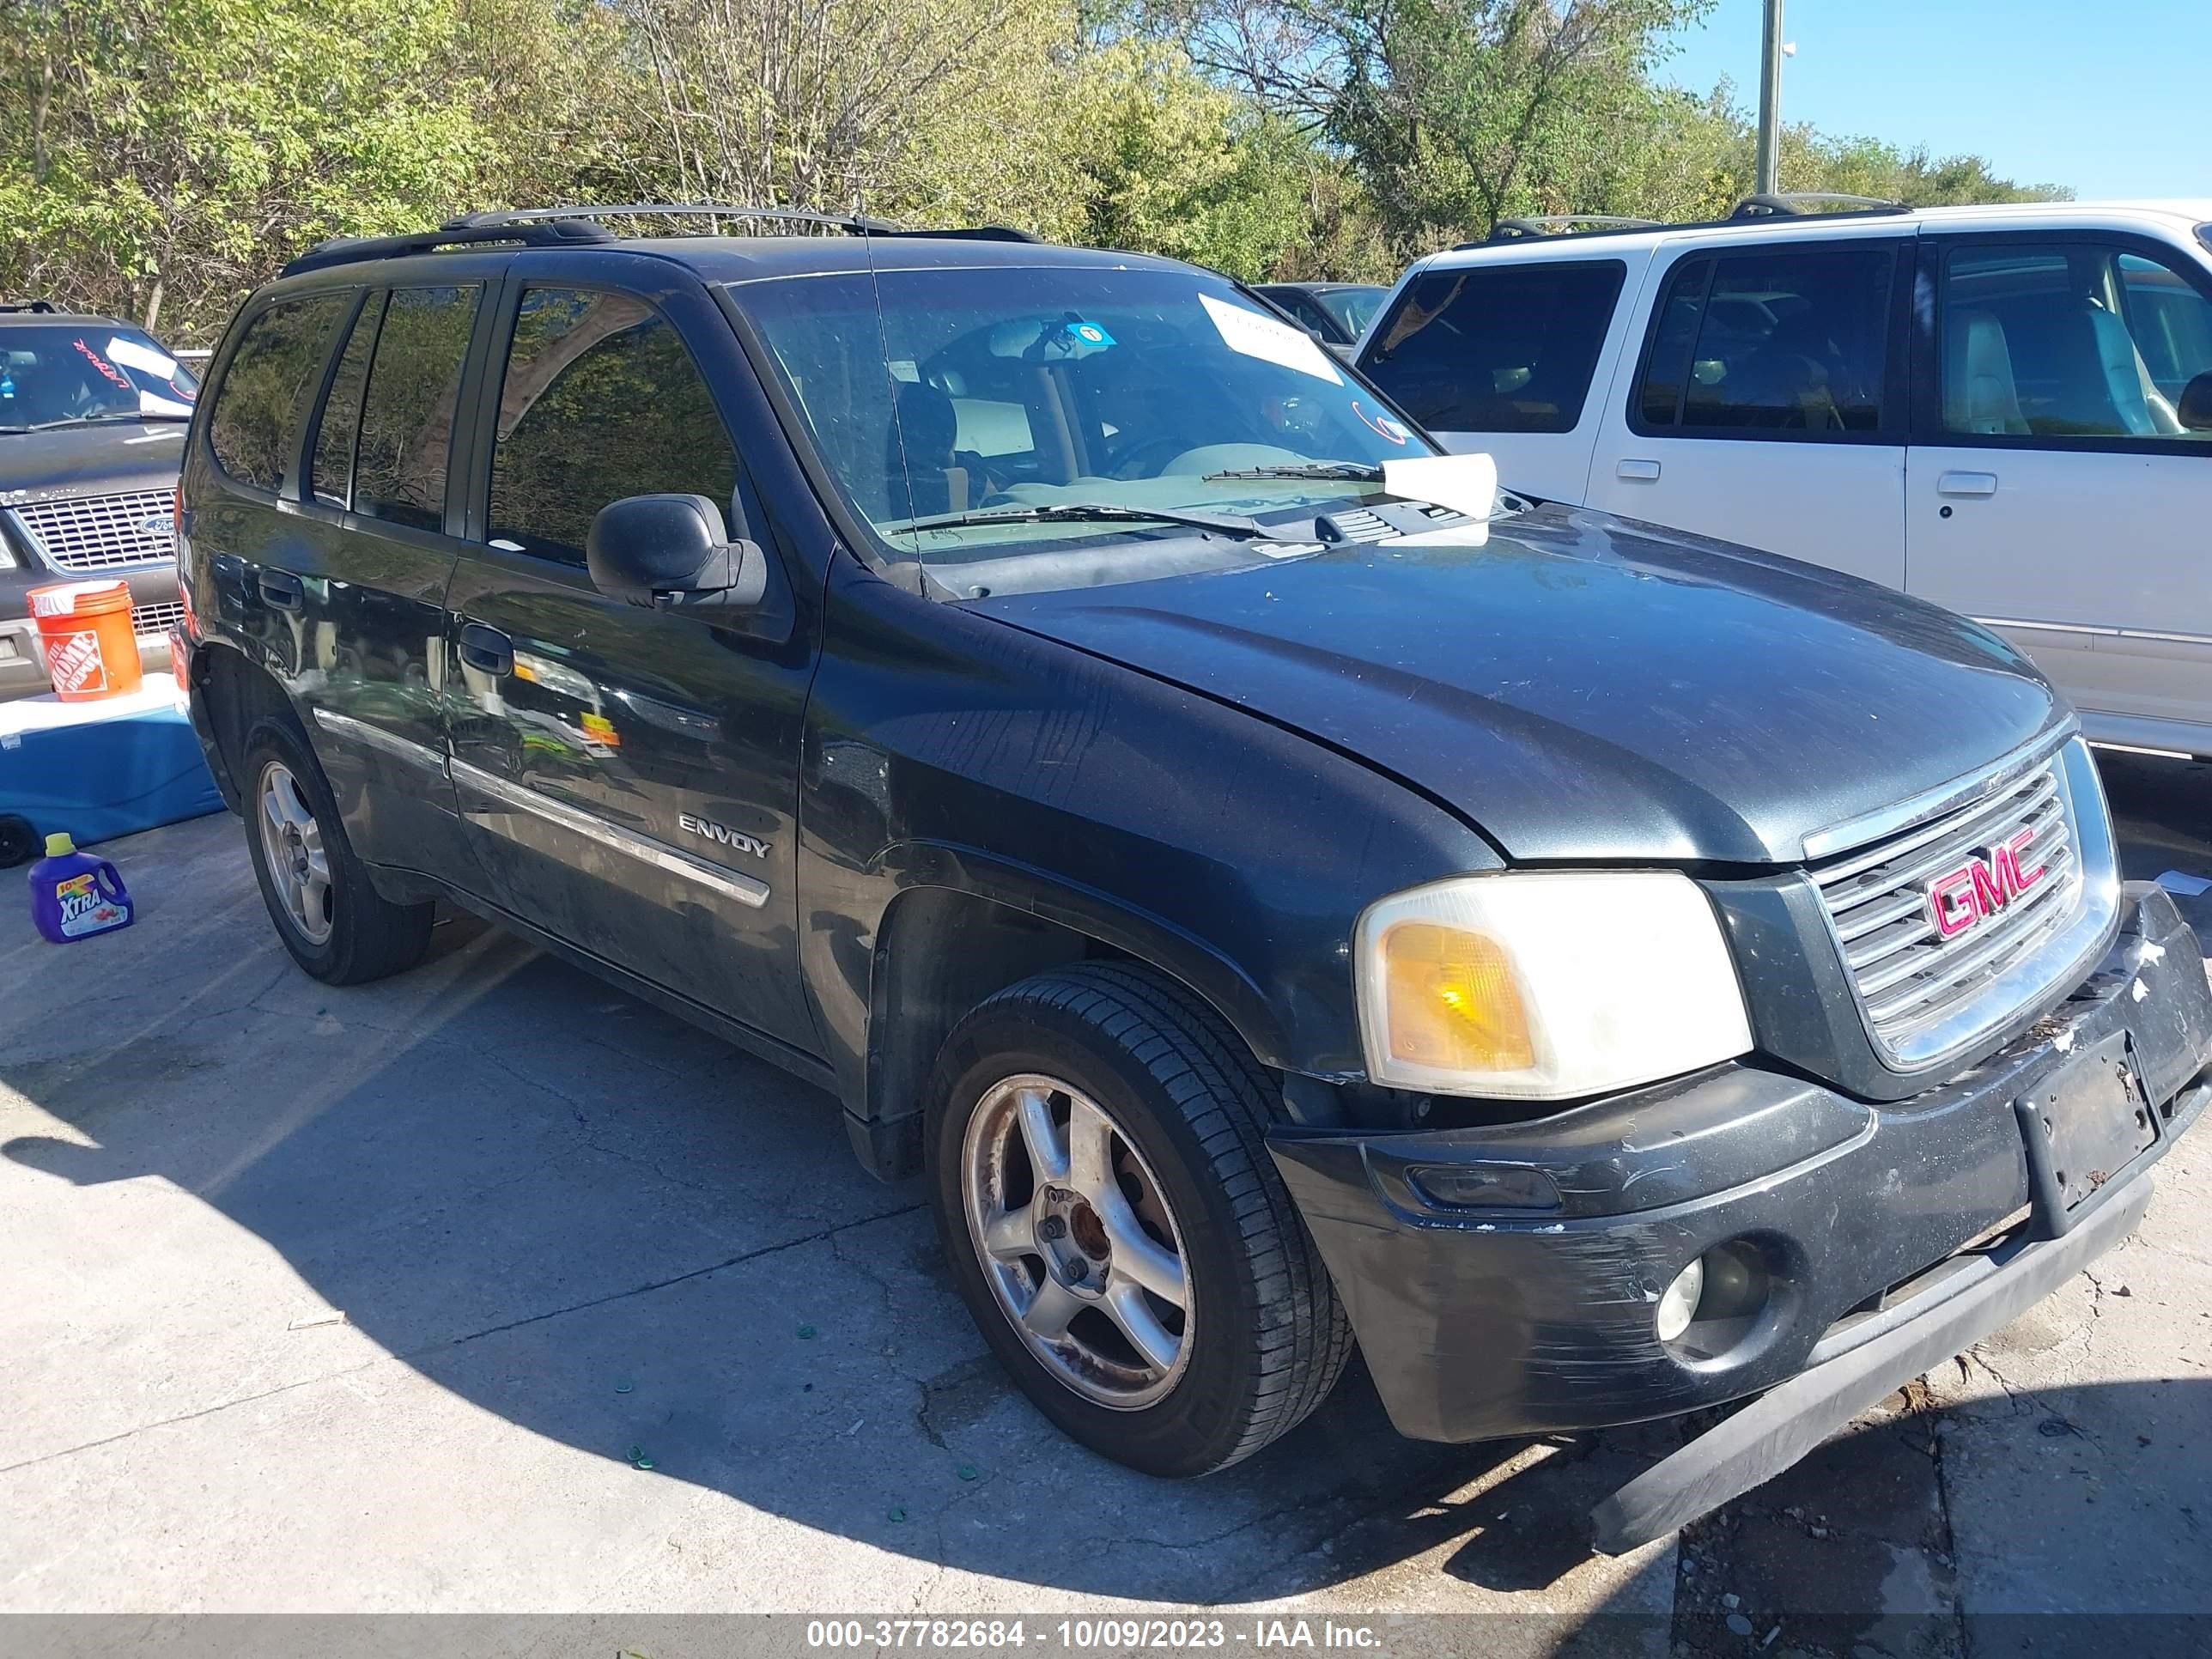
[1656,1256,1705,1343]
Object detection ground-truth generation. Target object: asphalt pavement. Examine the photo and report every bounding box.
[0,750,2204,1651]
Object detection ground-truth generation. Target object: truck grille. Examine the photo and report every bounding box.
[132,599,185,636]
[11,490,177,570]
[1811,745,2089,1066]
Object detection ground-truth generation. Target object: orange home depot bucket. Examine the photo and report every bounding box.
[27,580,143,702]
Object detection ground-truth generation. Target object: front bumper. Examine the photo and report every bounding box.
[1269,884,2211,1455]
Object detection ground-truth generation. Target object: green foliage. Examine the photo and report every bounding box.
[0,0,2071,346]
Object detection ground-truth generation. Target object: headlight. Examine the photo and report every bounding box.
[1353,872,1752,1099]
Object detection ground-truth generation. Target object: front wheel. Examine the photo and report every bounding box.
[927,963,1352,1476]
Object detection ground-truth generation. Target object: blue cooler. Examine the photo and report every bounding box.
[0,683,224,858]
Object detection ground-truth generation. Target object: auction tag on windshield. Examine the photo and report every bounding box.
[1200,295,1343,385]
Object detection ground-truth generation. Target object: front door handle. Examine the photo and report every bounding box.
[458,621,513,677]
[1936,471,1998,497]
[1615,459,1662,482]
[257,568,304,611]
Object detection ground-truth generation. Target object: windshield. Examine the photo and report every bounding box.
[1316,286,1386,338]
[0,323,199,430]
[736,264,1437,578]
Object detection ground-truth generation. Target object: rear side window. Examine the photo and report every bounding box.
[1635,245,1896,435]
[487,288,739,564]
[309,294,383,509]
[208,295,349,492]
[1359,261,1625,433]
[353,285,480,533]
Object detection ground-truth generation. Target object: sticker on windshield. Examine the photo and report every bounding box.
[1351,399,1411,445]
[1065,319,1115,348]
[106,337,181,379]
[1199,294,1343,385]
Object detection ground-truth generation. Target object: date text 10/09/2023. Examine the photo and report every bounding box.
[805,1620,1386,1651]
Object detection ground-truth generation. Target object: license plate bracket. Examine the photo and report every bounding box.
[2015,1030,2156,1237]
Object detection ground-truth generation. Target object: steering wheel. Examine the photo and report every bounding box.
[1103,434,1200,480]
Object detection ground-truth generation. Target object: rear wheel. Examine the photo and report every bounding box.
[927,963,1352,1476]
[241,717,432,984]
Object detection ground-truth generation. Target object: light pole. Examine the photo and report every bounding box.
[1755,0,1784,196]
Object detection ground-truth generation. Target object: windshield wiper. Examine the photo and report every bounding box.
[1202,461,1383,483]
[26,411,191,430]
[896,501,1267,538]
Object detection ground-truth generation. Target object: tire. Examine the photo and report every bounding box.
[0,814,37,870]
[240,715,433,984]
[927,962,1352,1477]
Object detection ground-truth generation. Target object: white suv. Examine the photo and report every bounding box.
[1357,196,2212,760]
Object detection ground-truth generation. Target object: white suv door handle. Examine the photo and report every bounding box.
[1936,471,1998,497]
[1616,459,1662,482]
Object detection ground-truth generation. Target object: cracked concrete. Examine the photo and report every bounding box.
[1,749,2204,1644]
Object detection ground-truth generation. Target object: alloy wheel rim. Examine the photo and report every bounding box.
[960,1073,1194,1410]
[257,760,334,946]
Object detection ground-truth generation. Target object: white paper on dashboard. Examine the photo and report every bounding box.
[1199,294,1343,385]
[107,337,182,378]
[138,390,195,416]
[1382,452,1498,520]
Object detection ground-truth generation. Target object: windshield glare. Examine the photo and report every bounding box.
[737,265,1436,567]
[0,324,200,428]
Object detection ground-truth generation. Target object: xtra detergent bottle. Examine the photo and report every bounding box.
[27,833,134,943]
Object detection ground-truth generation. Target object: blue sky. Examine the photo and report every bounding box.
[1659,0,2209,200]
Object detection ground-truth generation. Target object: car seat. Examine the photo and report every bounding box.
[886,380,973,519]
[1942,310,2028,435]
[2086,301,2184,436]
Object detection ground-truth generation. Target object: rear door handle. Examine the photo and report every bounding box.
[1936,471,1998,497]
[257,569,304,611]
[458,621,513,677]
[1615,459,1662,482]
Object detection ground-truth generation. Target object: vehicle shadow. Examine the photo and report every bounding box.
[3,799,2204,1632]
[0,821,1672,1619]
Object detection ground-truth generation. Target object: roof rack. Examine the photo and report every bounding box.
[1474,215,1661,246]
[446,203,903,236]
[1729,191,1907,219]
[0,301,61,313]
[280,204,1044,277]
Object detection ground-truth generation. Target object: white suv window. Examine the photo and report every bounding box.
[1938,240,2212,442]
[1359,260,1625,434]
[1634,245,1899,437]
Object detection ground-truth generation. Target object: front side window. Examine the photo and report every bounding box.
[207,296,345,491]
[352,285,480,533]
[738,263,1444,589]
[1939,241,2212,441]
[1637,245,1895,435]
[489,289,739,564]
[1361,260,1626,433]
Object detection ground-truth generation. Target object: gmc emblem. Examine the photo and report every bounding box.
[1926,827,2046,939]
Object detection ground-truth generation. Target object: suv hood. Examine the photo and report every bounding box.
[971,503,2063,866]
[0,421,187,500]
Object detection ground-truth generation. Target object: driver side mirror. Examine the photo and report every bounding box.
[586,494,768,611]
[2178,369,2212,431]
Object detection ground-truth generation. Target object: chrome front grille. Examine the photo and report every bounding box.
[1811,741,2108,1067]
[11,490,177,570]
[131,599,185,635]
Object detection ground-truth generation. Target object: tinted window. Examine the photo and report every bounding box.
[1638,246,1894,434]
[1940,242,2212,441]
[309,294,382,508]
[208,295,347,491]
[353,285,479,532]
[1361,261,1626,433]
[488,289,740,564]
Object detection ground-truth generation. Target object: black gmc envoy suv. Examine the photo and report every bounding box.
[175,207,2212,1547]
